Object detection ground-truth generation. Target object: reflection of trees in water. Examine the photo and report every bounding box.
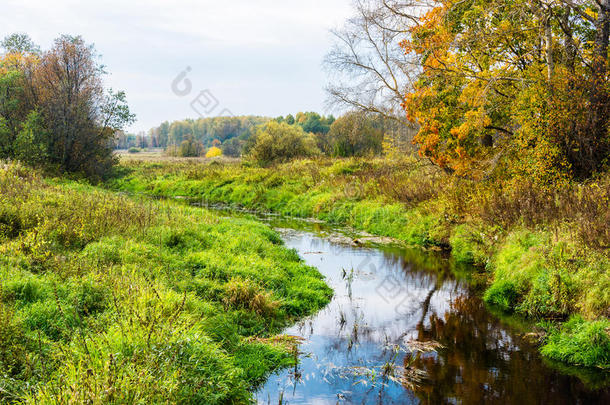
[407,294,610,405]
[269,233,609,404]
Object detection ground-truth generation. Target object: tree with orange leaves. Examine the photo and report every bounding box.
[399,0,610,182]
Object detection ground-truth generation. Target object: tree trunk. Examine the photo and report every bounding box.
[545,19,554,82]
[588,0,610,174]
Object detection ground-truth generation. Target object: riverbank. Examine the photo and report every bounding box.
[0,162,332,403]
[110,155,610,372]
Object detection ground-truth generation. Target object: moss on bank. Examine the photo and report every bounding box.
[109,157,610,372]
[0,162,332,403]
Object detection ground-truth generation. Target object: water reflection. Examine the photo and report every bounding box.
[253,228,609,404]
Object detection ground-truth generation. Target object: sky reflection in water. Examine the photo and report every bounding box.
[256,229,609,405]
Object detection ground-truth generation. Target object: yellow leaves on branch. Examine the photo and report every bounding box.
[452,109,491,141]
[0,52,39,74]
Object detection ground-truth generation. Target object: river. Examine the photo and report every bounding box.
[246,218,610,405]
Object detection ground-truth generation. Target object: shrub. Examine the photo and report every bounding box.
[247,121,319,165]
[127,147,140,154]
[205,146,222,158]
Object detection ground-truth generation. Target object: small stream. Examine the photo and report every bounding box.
[243,218,610,405]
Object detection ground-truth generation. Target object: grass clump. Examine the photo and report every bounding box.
[541,316,610,370]
[223,277,281,317]
[449,223,491,266]
[0,161,332,403]
[483,280,520,313]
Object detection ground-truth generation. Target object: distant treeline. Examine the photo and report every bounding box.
[116,115,269,156]
[125,111,414,160]
[118,112,336,156]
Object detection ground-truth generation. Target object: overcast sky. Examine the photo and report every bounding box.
[1,0,353,132]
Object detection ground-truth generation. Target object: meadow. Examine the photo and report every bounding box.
[0,162,332,403]
[110,154,610,370]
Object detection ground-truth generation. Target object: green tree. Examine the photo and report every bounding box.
[13,110,48,165]
[221,137,243,157]
[0,70,23,157]
[32,35,133,178]
[177,135,205,157]
[1,33,40,55]
[169,121,192,146]
[158,121,170,147]
[295,112,332,134]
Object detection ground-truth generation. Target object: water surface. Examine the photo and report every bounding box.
[254,225,609,405]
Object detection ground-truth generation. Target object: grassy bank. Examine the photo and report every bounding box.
[110,155,610,372]
[0,162,332,403]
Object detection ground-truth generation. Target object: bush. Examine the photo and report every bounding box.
[127,147,140,154]
[326,111,384,157]
[205,146,222,158]
[247,121,319,165]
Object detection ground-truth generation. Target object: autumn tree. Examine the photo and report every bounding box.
[1,34,134,178]
[0,36,40,158]
[400,0,610,181]
[294,112,335,134]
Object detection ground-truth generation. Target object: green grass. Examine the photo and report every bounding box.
[483,229,609,320]
[109,158,447,249]
[0,162,332,403]
[541,316,610,370]
[108,156,610,372]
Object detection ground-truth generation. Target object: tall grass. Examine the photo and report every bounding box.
[0,162,332,403]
